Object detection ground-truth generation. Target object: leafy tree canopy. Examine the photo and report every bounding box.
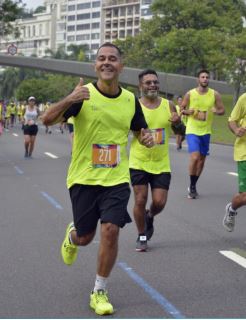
[0,0,24,38]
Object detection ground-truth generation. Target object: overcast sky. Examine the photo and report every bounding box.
[23,0,44,9]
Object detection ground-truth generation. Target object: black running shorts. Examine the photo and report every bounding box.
[69,183,132,237]
[130,169,171,190]
[67,123,74,133]
[23,124,38,136]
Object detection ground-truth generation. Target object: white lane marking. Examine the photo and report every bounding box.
[44,152,58,159]
[227,172,238,177]
[12,133,18,137]
[220,250,246,269]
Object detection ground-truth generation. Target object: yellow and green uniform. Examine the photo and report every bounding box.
[44,104,50,112]
[0,104,2,121]
[18,104,24,116]
[5,105,11,118]
[10,104,16,114]
[176,104,187,126]
[129,98,171,174]
[186,88,215,136]
[67,83,137,188]
[229,93,246,162]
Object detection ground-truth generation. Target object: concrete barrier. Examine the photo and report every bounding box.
[0,54,238,96]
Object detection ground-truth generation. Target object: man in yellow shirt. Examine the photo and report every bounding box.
[129,69,180,251]
[181,69,225,199]
[223,93,246,232]
[42,42,153,316]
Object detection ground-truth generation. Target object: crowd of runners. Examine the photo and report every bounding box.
[1,42,245,316]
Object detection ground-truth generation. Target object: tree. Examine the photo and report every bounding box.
[222,30,246,102]
[34,6,45,14]
[0,67,20,99]
[0,0,24,38]
[116,0,246,98]
[45,44,89,62]
[15,74,78,103]
[67,43,89,61]
[45,44,69,60]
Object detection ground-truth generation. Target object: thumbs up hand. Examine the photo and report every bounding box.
[70,77,90,103]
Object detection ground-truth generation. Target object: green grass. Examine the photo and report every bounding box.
[211,94,235,145]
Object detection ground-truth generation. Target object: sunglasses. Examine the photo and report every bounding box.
[142,80,159,85]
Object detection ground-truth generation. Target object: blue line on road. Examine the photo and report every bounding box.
[14,166,24,175]
[40,191,63,210]
[118,261,186,319]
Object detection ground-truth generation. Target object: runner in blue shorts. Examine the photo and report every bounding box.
[181,69,225,199]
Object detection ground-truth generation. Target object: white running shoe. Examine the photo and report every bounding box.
[223,203,237,232]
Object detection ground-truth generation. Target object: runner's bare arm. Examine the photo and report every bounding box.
[42,78,89,126]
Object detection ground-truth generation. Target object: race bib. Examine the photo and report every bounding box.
[150,128,165,145]
[194,111,207,121]
[92,144,120,168]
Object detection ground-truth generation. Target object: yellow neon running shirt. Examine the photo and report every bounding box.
[67,83,137,188]
[186,88,215,135]
[6,105,11,118]
[229,93,246,161]
[129,98,171,174]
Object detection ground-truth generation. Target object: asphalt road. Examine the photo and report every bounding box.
[0,123,245,319]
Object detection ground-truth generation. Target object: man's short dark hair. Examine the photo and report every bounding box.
[138,69,158,81]
[197,69,210,77]
[96,42,123,57]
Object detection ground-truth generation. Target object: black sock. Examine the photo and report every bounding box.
[190,175,199,188]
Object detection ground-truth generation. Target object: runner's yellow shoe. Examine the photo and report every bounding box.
[61,222,78,265]
[90,290,114,315]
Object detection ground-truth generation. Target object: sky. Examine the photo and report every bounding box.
[23,0,44,9]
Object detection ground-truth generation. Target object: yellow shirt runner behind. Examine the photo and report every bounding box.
[229,93,246,161]
[67,83,136,188]
[186,88,215,136]
[129,98,171,174]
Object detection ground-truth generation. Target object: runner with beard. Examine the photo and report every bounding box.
[129,69,180,251]
[181,69,225,199]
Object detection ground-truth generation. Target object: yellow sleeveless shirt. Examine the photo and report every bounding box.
[129,98,171,174]
[186,88,215,135]
[67,83,136,188]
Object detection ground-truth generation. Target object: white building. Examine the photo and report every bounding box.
[0,0,153,59]
[0,0,66,57]
[101,0,153,43]
[65,0,101,60]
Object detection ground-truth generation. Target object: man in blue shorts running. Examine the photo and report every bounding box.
[181,69,225,199]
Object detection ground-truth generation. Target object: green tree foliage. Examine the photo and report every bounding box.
[15,74,78,103]
[0,0,24,38]
[116,0,246,99]
[34,6,46,14]
[67,44,89,61]
[0,67,20,99]
[151,0,245,34]
[45,44,89,61]
[45,44,69,60]
[222,30,246,102]
[0,44,90,100]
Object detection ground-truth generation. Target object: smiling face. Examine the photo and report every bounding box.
[94,45,123,84]
[140,74,160,100]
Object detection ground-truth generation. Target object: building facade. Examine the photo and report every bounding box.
[101,0,153,44]
[0,0,153,59]
[0,0,66,57]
